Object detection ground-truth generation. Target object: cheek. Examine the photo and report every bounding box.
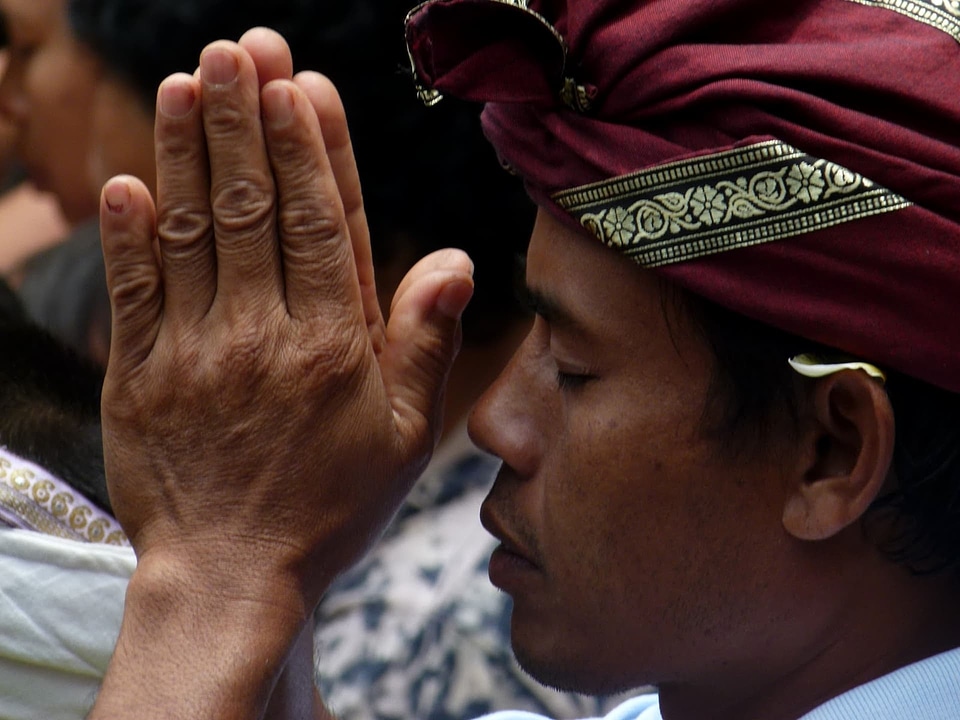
[23,48,101,218]
[543,384,718,583]
[552,385,684,506]
[87,103,119,189]
[25,46,97,133]
[542,401,660,570]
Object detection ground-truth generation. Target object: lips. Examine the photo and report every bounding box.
[483,513,535,563]
[479,492,541,570]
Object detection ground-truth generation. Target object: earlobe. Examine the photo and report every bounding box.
[782,371,895,541]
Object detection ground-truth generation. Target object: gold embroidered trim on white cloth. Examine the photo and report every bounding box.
[552,140,911,269]
[843,0,960,44]
[0,447,128,545]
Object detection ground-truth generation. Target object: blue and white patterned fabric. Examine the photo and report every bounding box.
[314,424,628,720]
[477,646,960,720]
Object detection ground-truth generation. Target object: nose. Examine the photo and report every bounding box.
[0,58,28,124]
[468,322,552,478]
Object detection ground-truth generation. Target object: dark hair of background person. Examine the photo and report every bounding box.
[0,277,108,511]
[68,0,533,347]
[18,220,111,363]
[688,293,960,581]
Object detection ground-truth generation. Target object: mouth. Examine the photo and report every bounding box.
[480,499,542,590]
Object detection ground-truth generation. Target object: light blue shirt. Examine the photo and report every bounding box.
[480,694,660,720]
[479,646,960,720]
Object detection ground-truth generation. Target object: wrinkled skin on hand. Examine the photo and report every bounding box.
[92,29,473,719]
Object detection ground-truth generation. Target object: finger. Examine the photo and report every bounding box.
[238,27,294,86]
[100,176,162,375]
[380,249,474,454]
[154,73,216,323]
[199,41,283,310]
[293,72,384,344]
[260,78,363,323]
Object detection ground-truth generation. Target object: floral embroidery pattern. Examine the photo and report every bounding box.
[553,140,911,268]
[0,451,128,544]
[689,186,726,225]
[602,207,637,246]
[785,163,825,203]
[843,0,960,44]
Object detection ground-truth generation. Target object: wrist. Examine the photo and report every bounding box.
[91,548,310,720]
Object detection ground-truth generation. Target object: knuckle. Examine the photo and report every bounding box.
[278,196,343,244]
[214,345,270,395]
[266,126,306,161]
[157,205,213,247]
[215,316,287,381]
[155,128,201,163]
[211,175,276,234]
[109,266,161,312]
[203,102,253,139]
[276,316,371,392]
[322,322,369,372]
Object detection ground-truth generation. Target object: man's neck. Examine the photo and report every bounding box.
[656,571,960,720]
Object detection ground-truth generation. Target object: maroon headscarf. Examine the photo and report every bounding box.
[406,0,960,392]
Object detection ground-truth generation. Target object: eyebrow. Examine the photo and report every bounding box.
[517,284,582,332]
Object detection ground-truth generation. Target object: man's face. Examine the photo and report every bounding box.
[468,210,806,695]
[0,0,103,223]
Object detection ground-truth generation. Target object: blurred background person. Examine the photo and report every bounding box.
[0,0,131,364]
[0,38,71,275]
[0,0,103,223]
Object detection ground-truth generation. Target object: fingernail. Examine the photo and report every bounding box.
[263,84,295,127]
[103,179,132,215]
[201,47,239,85]
[158,80,196,118]
[437,278,474,321]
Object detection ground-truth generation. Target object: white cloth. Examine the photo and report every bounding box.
[479,646,960,720]
[0,528,135,720]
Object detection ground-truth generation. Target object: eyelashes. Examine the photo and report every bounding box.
[555,369,593,391]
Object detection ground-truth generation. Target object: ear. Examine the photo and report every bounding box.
[782,370,894,541]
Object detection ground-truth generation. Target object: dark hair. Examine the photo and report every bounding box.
[18,220,111,365]
[689,294,960,579]
[67,0,533,346]
[0,280,108,511]
[68,0,331,111]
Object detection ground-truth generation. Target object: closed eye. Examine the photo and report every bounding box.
[556,369,593,391]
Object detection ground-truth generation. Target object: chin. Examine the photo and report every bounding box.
[511,633,642,697]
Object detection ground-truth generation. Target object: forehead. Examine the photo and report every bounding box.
[524,207,719,389]
[526,209,672,336]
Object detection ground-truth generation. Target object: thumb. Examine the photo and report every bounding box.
[380,249,474,457]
